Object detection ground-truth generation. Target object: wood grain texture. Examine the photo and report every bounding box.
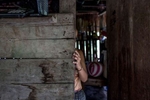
[0,59,74,83]
[0,39,75,58]
[0,1,76,100]
[0,83,73,100]
[0,25,74,39]
[59,0,76,13]
[0,14,74,27]
[107,0,150,100]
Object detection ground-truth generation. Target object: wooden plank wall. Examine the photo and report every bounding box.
[107,0,150,100]
[0,0,76,100]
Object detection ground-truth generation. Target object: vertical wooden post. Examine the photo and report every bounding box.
[107,0,150,100]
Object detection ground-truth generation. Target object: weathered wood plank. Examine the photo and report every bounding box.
[60,0,76,13]
[0,1,76,100]
[57,13,74,24]
[0,25,74,39]
[59,0,76,31]
[0,59,74,83]
[107,0,150,100]
[0,13,73,26]
[85,78,107,87]
[0,39,75,58]
[0,83,73,100]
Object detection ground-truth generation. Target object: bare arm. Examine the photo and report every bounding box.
[73,49,88,82]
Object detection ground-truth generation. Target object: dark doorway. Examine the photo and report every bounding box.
[76,0,107,100]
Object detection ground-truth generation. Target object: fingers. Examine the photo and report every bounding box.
[74,50,80,57]
[73,50,81,65]
[73,51,80,60]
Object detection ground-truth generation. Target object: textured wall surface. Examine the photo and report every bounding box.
[0,0,76,100]
[107,0,150,100]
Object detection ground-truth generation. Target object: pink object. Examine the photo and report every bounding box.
[88,62,103,77]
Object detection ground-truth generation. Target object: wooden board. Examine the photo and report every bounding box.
[59,0,76,14]
[0,39,75,58]
[0,59,74,83]
[107,0,150,100]
[0,25,74,39]
[0,83,73,100]
[0,0,76,100]
[85,78,107,87]
[0,14,74,26]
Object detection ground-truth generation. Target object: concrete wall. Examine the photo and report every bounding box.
[0,0,76,100]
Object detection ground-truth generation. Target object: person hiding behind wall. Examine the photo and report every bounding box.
[73,49,88,100]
